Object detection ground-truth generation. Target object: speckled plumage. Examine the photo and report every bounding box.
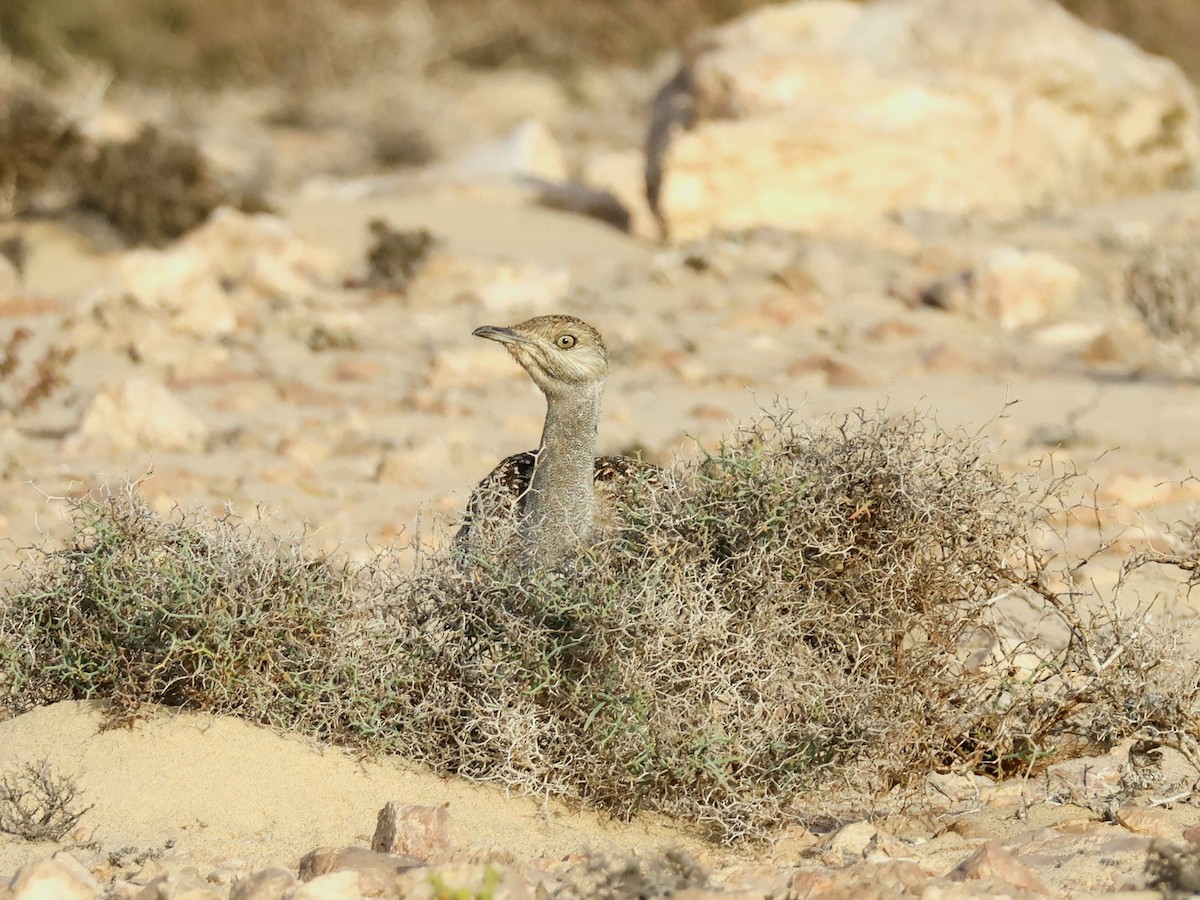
[456,315,656,562]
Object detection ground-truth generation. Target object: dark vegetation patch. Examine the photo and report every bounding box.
[73,125,269,246]
[1,80,268,245]
[364,218,436,293]
[1125,219,1200,357]
[1,409,1197,841]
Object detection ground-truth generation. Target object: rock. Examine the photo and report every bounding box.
[287,870,361,900]
[93,208,341,341]
[915,248,1083,329]
[971,249,1083,330]
[1148,839,1200,894]
[948,816,998,840]
[820,821,888,866]
[645,0,1200,240]
[68,378,210,453]
[186,208,341,292]
[4,856,100,900]
[1115,805,1186,841]
[132,871,224,900]
[117,247,237,339]
[947,840,1048,894]
[786,354,879,388]
[446,120,567,183]
[469,264,571,315]
[371,802,455,861]
[298,846,422,891]
[392,863,531,900]
[229,867,296,900]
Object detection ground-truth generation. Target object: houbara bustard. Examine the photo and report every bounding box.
[456,314,655,564]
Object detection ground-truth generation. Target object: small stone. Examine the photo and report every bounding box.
[820,821,880,866]
[106,882,143,900]
[229,867,296,900]
[288,870,361,900]
[371,802,455,862]
[863,319,920,342]
[1116,805,1186,841]
[298,846,422,885]
[713,862,792,894]
[133,870,224,900]
[947,840,1047,894]
[920,343,979,373]
[470,264,570,314]
[447,120,567,183]
[973,248,1082,330]
[786,354,878,388]
[948,816,998,840]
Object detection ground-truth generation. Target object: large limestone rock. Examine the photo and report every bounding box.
[642,0,1200,240]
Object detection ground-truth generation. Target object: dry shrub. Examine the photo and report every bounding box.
[0,85,79,216]
[0,759,92,842]
[0,488,355,730]
[357,409,1200,838]
[364,218,436,293]
[437,0,772,70]
[0,327,74,414]
[74,126,269,246]
[1125,221,1200,355]
[0,0,368,89]
[1,409,1197,841]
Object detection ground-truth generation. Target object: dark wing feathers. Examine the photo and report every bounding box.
[454,451,659,552]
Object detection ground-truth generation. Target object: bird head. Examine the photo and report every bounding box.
[473,315,608,397]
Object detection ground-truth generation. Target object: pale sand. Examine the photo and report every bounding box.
[0,701,709,876]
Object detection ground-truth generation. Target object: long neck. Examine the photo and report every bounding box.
[520,382,604,561]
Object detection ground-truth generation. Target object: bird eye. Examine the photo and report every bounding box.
[557,334,577,349]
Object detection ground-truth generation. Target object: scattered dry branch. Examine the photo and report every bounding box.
[0,760,93,842]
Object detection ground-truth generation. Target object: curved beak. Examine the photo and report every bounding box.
[472,325,529,345]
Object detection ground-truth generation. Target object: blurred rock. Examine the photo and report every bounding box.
[91,209,341,342]
[786,353,879,387]
[298,846,421,893]
[118,246,237,339]
[645,0,1200,240]
[1116,805,1186,840]
[916,248,1083,329]
[4,855,100,900]
[974,249,1084,329]
[132,870,224,899]
[229,867,296,900]
[69,378,210,454]
[469,264,570,314]
[372,802,455,862]
[947,841,1048,893]
[287,870,359,900]
[446,120,567,183]
[527,178,631,233]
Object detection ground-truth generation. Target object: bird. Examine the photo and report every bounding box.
[456,314,655,565]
